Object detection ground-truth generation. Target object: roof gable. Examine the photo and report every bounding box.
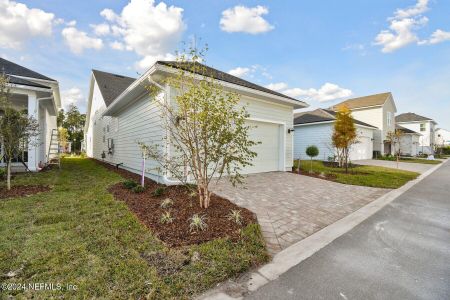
[331,92,391,110]
[0,57,55,81]
[92,69,136,107]
[294,108,377,128]
[396,112,434,123]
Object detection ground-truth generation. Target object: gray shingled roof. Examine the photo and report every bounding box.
[8,75,51,89]
[294,108,377,128]
[396,124,420,135]
[0,57,56,81]
[157,61,305,103]
[396,112,433,123]
[331,92,391,110]
[92,70,136,107]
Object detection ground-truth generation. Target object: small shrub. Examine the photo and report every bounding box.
[227,209,243,225]
[152,186,166,197]
[0,167,5,180]
[160,211,174,224]
[123,179,138,189]
[131,185,145,193]
[160,198,174,209]
[189,214,208,232]
[306,145,319,173]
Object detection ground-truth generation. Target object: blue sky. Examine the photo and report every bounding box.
[1,0,449,128]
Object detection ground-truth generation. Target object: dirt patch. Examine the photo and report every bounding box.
[94,159,257,247]
[0,185,51,199]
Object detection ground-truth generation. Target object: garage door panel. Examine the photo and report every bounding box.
[244,120,281,174]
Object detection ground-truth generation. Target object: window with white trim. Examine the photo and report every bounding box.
[387,112,392,127]
[420,123,426,131]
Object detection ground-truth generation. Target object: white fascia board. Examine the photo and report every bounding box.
[155,64,309,109]
[294,121,377,130]
[103,63,309,116]
[102,64,157,116]
[10,75,61,109]
[8,83,52,93]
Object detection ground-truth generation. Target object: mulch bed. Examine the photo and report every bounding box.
[0,185,51,199]
[94,159,257,247]
[291,170,337,181]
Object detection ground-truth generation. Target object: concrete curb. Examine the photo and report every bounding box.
[199,160,447,299]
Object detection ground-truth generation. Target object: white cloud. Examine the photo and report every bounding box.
[279,83,353,102]
[61,87,84,110]
[0,0,55,49]
[420,29,450,45]
[393,0,429,19]
[91,23,110,36]
[228,67,250,77]
[136,52,176,71]
[61,27,103,54]
[265,82,288,91]
[220,5,274,34]
[374,17,428,53]
[374,0,450,52]
[98,0,185,71]
[110,40,125,51]
[66,20,76,27]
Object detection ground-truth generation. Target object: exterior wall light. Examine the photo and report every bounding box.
[288,128,295,134]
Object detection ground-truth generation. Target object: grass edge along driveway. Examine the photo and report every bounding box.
[0,158,268,299]
[295,160,419,189]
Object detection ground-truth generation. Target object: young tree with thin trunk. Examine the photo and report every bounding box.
[332,105,358,173]
[386,129,404,168]
[0,74,39,190]
[140,45,259,209]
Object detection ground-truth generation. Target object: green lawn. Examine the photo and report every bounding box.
[0,158,268,299]
[376,157,441,165]
[295,160,419,189]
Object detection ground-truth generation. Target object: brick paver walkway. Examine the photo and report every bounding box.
[211,172,389,254]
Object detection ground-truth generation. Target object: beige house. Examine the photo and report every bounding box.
[331,92,397,155]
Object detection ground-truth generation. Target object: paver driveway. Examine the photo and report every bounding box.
[211,172,388,254]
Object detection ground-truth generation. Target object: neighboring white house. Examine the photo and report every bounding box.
[293,108,377,161]
[84,62,308,183]
[435,128,450,146]
[84,70,136,159]
[396,113,437,154]
[330,92,397,156]
[396,125,421,156]
[0,57,61,171]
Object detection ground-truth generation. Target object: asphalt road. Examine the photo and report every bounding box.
[247,160,450,300]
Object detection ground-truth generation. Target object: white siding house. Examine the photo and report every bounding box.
[84,62,308,183]
[0,58,61,171]
[293,109,376,161]
[435,128,450,146]
[331,92,397,155]
[396,125,421,156]
[396,113,437,154]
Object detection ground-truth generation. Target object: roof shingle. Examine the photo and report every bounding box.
[294,108,377,128]
[395,112,433,123]
[0,57,56,81]
[331,92,391,110]
[92,70,136,107]
[157,61,305,103]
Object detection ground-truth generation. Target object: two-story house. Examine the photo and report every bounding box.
[0,57,61,171]
[331,92,397,156]
[396,113,437,154]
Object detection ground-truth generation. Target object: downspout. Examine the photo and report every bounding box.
[147,76,181,186]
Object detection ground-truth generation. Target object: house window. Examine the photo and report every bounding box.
[106,125,110,132]
[387,112,392,127]
[103,135,105,143]
[420,123,426,131]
